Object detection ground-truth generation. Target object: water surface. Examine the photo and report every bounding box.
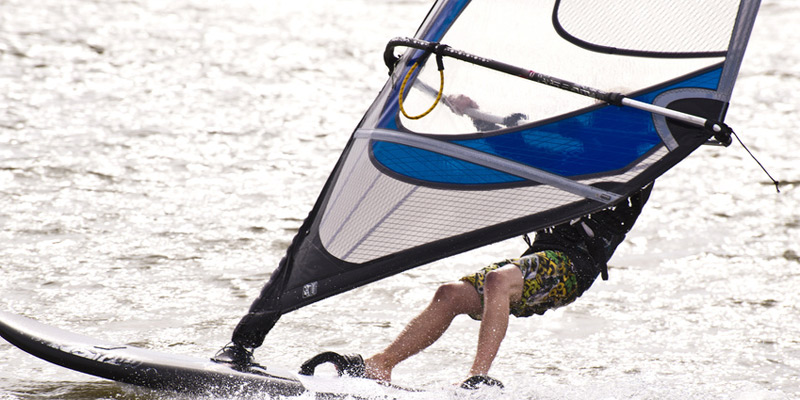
[1,1,798,399]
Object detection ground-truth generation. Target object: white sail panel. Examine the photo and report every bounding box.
[400,0,726,136]
[556,0,741,54]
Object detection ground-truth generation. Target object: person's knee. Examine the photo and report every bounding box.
[432,283,464,305]
[484,270,511,291]
[432,282,478,314]
[484,268,522,299]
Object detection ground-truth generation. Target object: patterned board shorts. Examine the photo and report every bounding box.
[460,250,580,319]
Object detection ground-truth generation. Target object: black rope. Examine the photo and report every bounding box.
[730,129,780,193]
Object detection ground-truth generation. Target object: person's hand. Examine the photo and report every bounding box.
[445,94,479,116]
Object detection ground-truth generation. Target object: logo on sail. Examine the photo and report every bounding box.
[302,282,318,298]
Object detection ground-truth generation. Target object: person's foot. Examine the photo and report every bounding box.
[363,356,392,382]
[211,342,256,369]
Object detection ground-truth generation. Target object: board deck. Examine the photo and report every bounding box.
[0,310,419,398]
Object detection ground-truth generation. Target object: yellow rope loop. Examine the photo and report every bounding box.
[398,62,444,120]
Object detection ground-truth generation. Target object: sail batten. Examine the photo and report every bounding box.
[359,128,621,201]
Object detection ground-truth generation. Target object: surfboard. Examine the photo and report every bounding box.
[0,310,418,398]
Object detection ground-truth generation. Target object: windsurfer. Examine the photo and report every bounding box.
[314,182,654,388]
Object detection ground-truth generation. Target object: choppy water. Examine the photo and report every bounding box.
[1,0,798,399]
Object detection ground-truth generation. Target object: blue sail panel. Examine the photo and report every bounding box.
[372,68,723,185]
[372,141,524,185]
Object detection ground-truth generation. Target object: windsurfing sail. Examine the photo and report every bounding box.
[232,0,761,347]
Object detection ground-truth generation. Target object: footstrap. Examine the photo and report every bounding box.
[298,351,365,377]
[461,375,504,390]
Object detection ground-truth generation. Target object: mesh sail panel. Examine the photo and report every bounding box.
[319,139,583,263]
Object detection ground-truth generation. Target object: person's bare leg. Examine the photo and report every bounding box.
[365,281,482,382]
[469,265,523,376]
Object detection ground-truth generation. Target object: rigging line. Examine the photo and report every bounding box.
[384,37,726,133]
[731,130,781,193]
[399,63,444,120]
[398,43,447,120]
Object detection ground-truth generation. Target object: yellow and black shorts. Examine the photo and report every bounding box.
[460,250,580,319]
